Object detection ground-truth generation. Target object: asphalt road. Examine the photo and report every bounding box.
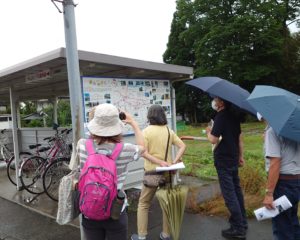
[0,196,272,240]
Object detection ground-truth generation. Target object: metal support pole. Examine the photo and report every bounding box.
[17,105,21,128]
[171,84,180,185]
[62,0,84,143]
[9,87,21,190]
[62,1,84,239]
[53,97,58,124]
[170,84,177,133]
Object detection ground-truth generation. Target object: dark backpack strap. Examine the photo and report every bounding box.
[164,127,170,162]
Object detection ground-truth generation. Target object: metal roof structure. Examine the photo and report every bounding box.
[0,48,193,104]
[22,112,45,120]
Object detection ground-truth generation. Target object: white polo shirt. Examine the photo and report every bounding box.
[264,126,300,174]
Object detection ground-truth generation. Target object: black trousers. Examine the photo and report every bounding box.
[216,166,247,232]
[82,212,128,240]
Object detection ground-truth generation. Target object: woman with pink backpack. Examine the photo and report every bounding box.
[76,103,145,240]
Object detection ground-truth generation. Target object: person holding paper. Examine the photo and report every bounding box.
[206,97,247,240]
[262,123,300,240]
[131,104,186,240]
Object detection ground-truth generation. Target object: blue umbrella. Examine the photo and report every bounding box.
[247,85,300,143]
[186,76,256,115]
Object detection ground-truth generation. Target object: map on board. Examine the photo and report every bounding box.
[82,77,172,135]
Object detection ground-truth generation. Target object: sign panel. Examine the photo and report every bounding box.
[82,77,171,134]
[25,69,51,83]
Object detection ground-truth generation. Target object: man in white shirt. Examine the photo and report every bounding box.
[263,125,300,240]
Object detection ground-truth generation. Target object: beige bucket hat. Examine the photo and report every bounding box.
[87,103,123,136]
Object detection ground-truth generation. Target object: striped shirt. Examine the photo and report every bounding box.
[77,138,142,189]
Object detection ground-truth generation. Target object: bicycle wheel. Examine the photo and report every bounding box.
[43,158,71,201]
[20,156,46,194]
[7,152,32,185]
[1,146,13,162]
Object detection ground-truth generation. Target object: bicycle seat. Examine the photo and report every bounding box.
[20,151,32,155]
[38,146,51,152]
[29,144,42,149]
[61,129,68,134]
[48,137,55,143]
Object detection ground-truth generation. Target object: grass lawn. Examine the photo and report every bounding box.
[177,121,267,217]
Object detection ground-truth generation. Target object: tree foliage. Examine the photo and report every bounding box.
[164,0,300,124]
[20,100,71,128]
[56,100,72,127]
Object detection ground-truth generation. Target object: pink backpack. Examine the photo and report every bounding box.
[78,139,123,220]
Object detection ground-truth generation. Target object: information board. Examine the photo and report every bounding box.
[82,77,172,134]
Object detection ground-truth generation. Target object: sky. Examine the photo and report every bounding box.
[0,0,177,70]
[0,1,298,71]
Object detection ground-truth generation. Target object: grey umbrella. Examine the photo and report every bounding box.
[247,85,300,143]
[186,76,256,115]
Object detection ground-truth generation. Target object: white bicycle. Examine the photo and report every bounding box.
[0,129,31,185]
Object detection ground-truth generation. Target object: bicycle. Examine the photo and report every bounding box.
[0,129,12,161]
[42,156,71,201]
[0,129,32,185]
[19,125,72,199]
[43,128,73,201]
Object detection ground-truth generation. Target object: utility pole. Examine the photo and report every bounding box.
[51,1,85,239]
[52,0,84,145]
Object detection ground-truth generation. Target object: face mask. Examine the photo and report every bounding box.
[211,100,218,111]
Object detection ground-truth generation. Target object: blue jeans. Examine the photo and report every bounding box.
[216,166,247,232]
[272,178,300,240]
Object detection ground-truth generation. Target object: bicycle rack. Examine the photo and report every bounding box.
[23,192,43,204]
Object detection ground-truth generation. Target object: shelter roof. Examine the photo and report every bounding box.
[22,112,44,120]
[0,48,193,104]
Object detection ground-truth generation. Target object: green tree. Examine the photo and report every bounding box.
[43,99,72,127]
[163,0,205,123]
[57,99,71,127]
[163,0,195,66]
[164,0,300,123]
[19,100,72,128]
[20,101,37,115]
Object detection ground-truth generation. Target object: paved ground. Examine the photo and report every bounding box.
[128,196,273,240]
[0,168,273,240]
[0,195,273,240]
[0,197,80,240]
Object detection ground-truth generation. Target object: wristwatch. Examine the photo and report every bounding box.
[265,189,273,196]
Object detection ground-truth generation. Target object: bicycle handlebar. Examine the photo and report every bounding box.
[66,129,72,134]
[61,129,68,134]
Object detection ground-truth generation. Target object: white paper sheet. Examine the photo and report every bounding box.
[254,195,292,221]
[156,162,185,172]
